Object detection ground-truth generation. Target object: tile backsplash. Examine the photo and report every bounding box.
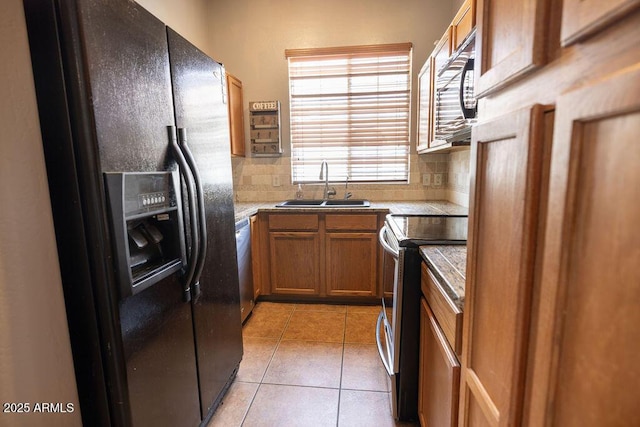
[446,149,471,207]
[232,150,471,205]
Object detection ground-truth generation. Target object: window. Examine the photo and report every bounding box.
[286,43,412,183]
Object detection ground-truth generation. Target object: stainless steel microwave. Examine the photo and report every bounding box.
[433,31,477,144]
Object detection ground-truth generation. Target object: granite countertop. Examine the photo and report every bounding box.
[419,245,467,311]
[234,200,468,223]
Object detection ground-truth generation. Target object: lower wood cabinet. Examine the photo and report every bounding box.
[325,232,377,297]
[267,214,321,295]
[419,297,460,427]
[256,211,385,299]
[269,231,321,295]
[325,214,378,297]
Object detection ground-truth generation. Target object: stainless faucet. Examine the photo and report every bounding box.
[319,160,336,199]
[344,175,352,200]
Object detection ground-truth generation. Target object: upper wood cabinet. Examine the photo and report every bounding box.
[561,0,640,46]
[451,0,476,51]
[226,73,245,156]
[525,65,640,427]
[433,28,452,79]
[475,0,551,97]
[459,104,551,427]
[416,56,434,153]
[429,30,453,150]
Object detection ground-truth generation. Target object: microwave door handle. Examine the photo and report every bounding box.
[459,57,477,119]
[178,128,207,303]
[168,126,197,302]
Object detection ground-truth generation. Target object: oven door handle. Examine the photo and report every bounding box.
[376,310,394,376]
[378,227,399,258]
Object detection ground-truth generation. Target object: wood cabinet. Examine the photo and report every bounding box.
[524,65,640,427]
[433,27,452,76]
[419,261,463,427]
[226,73,245,156]
[461,3,640,427]
[475,0,551,96]
[459,105,550,427]
[419,298,461,427]
[268,214,320,295]
[451,0,475,50]
[421,263,463,355]
[429,29,453,150]
[561,0,640,46]
[256,212,385,299]
[325,214,378,297]
[416,57,434,153]
[417,0,476,154]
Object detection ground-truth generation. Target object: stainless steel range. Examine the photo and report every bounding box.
[377,214,468,421]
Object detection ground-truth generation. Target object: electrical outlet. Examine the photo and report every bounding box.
[433,173,442,186]
[422,174,431,186]
[272,175,281,187]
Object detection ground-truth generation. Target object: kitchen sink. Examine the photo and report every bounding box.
[323,199,370,206]
[276,199,370,208]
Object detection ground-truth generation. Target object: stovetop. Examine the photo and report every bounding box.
[386,214,468,247]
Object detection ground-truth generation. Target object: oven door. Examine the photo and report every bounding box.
[377,225,400,376]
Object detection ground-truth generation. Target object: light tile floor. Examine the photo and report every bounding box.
[208,302,418,427]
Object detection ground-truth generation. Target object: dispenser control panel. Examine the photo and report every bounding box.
[104,171,186,298]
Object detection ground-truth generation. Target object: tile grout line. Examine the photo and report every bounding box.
[335,307,349,427]
[239,303,297,427]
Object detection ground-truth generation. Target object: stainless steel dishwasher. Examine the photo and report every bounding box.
[235,218,254,323]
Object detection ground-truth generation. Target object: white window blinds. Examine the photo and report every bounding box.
[286,43,412,183]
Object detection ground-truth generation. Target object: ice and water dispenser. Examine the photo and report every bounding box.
[105,172,186,297]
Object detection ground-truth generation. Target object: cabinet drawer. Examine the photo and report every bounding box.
[268,214,319,231]
[325,214,378,231]
[421,262,463,355]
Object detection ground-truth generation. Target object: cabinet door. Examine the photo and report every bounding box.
[460,105,548,427]
[227,73,245,156]
[325,232,377,297]
[451,0,476,51]
[419,298,460,427]
[561,0,640,46]
[525,66,640,427]
[417,57,435,153]
[269,232,321,295]
[475,0,550,96]
[431,29,453,149]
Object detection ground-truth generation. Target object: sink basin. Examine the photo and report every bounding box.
[276,199,325,207]
[323,199,370,207]
[275,199,370,208]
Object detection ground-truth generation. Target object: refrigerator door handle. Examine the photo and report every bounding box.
[168,126,198,302]
[177,128,207,303]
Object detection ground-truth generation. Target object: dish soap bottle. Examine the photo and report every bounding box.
[295,183,304,199]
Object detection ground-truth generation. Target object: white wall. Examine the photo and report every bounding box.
[206,0,456,201]
[137,0,213,56]
[0,1,81,425]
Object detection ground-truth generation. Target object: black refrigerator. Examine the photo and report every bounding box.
[23,0,243,425]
